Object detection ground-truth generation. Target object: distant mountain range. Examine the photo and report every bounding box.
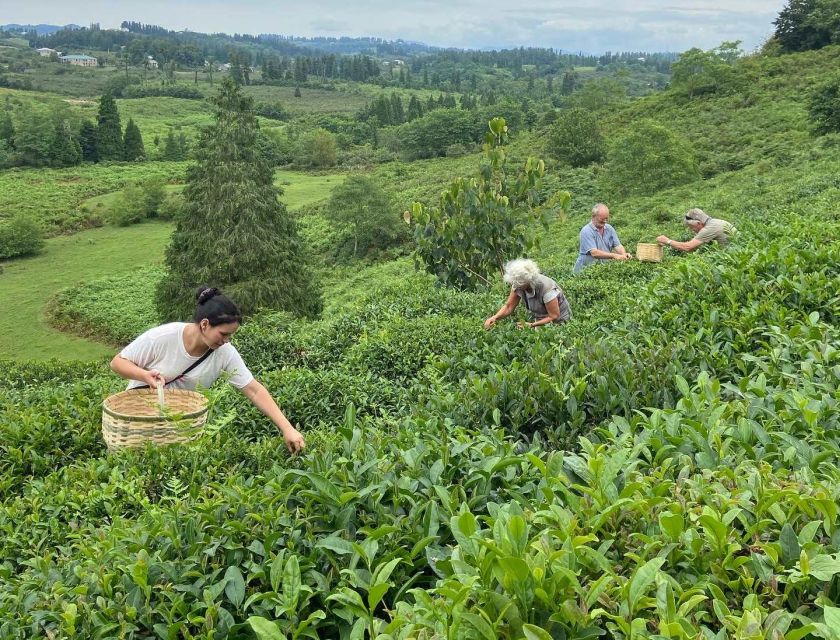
[1,24,80,35]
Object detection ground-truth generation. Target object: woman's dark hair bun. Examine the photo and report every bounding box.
[193,286,242,327]
[196,286,220,305]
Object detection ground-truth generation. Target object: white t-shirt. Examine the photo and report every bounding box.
[120,322,254,391]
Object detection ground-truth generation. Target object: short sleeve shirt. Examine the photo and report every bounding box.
[574,222,622,273]
[120,322,254,390]
[515,274,572,323]
[695,218,736,246]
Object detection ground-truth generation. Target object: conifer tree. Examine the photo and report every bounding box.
[407,95,423,121]
[123,118,145,161]
[0,110,14,148]
[79,120,98,162]
[50,120,82,167]
[156,79,322,320]
[162,129,183,160]
[96,91,123,160]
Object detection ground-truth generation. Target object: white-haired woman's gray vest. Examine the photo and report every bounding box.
[514,274,571,323]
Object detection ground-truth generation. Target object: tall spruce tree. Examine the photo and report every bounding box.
[155,79,322,320]
[123,118,145,161]
[50,120,82,167]
[96,91,123,160]
[79,120,98,162]
[162,129,182,160]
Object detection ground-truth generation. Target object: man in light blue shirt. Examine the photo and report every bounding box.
[573,203,632,274]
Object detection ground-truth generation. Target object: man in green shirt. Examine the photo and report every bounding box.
[657,208,736,252]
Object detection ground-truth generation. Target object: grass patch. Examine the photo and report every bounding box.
[0,222,172,360]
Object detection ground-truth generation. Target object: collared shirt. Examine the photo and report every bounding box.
[573,221,622,273]
[695,218,737,246]
[514,274,572,323]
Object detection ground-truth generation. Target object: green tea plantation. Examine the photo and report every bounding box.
[2,40,840,640]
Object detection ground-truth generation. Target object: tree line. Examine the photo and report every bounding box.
[0,92,188,168]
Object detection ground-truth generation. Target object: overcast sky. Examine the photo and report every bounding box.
[4,0,786,53]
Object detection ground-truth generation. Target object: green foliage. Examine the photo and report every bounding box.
[774,0,840,52]
[161,127,188,160]
[670,42,744,98]
[12,106,53,167]
[545,107,605,167]
[395,107,477,159]
[565,77,627,111]
[604,119,699,197]
[295,127,337,167]
[50,268,164,344]
[808,73,840,134]
[141,176,167,217]
[95,91,123,161]
[326,174,406,258]
[121,84,204,99]
[0,214,44,259]
[122,117,145,161]
[156,79,323,320]
[0,109,14,145]
[109,183,147,226]
[78,119,98,162]
[49,119,81,167]
[410,118,569,290]
[8,31,840,640]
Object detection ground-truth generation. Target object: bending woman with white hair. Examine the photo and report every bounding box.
[483,259,572,330]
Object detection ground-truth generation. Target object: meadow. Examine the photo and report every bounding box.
[0,168,345,359]
[1,30,840,640]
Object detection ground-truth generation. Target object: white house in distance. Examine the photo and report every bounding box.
[59,54,97,67]
[146,55,158,69]
[36,47,60,57]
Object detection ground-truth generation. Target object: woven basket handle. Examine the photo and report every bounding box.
[156,381,165,412]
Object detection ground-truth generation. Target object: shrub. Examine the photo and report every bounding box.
[141,177,167,217]
[603,120,699,197]
[109,183,146,226]
[325,174,408,259]
[0,215,44,259]
[294,128,337,167]
[156,192,184,220]
[254,101,289,121]
[808,73,840,134]
[396,108,477,159]
[545,107,606,167]
[121,84,204,99]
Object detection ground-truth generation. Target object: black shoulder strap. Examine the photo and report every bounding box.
[134,349,214,389]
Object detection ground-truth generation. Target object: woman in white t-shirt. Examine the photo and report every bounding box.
[110,287,305,454]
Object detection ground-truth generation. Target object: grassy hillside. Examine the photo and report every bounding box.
[1,44,840,638]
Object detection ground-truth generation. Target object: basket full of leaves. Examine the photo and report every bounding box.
[102,383,208,450]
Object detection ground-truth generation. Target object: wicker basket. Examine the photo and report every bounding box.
[636,242,663,263]
[102,385,208,450]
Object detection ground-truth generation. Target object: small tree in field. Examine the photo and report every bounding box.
[96,91,123,160]
[408,117,570,291]
[326,175,405,258]
[156,79,321,320]
[50,120,82,167]
[123,118,145,161]
[603,120,699,198]
[546,108,605,167]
